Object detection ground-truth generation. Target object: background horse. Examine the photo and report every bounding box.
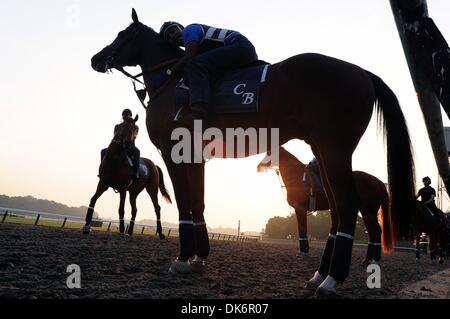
[83,116,172,238]
[90,9,416,297]
[257,147,393,265]
[414,201,447,264]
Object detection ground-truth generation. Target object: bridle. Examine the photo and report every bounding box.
[103,22,179,109]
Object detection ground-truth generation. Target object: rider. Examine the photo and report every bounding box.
[305,158,323,196]
[416,176,443,223]
[101,109,141,183]
[159,21,258,126]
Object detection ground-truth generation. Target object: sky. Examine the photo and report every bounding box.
[1,0,450,232]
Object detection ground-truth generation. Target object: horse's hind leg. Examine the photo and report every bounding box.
[438,227,445,264]
[429,234,437,264]
[118,191,127,234]
[361,207,382,265]
[127,192,138,236]
[314,148,359,297]
[146,184,165,239]
[306,146,338,289]
[83,181,108,234]
[295,207,310,256]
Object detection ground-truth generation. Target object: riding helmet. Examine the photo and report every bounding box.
[422,176,431,183]
[122,108,132,118]
[160,21,184,41]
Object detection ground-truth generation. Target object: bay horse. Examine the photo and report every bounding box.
[90,9,416,297]
[257,147,393,265]
[82,115,172,238]
[414,201,447,264]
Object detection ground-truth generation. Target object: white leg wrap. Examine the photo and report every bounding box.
[309,271,325,285]
[318,275,338,293]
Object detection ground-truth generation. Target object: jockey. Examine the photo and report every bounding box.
[101,109,141,183]
[305,158,323,196]
[416,176,443,223]
[160,21,258,126]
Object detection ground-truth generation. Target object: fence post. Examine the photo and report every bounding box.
[61,217,67,228]
[211,234,215,240]
[1,211,8,223]
[167,229,171,238]
[141,226,145,234]
[107,222,112,232]
[34,214,40,226]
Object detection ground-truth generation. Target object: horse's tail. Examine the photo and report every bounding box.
[368,71,416,240]
[379,181,394,253]
[157,166,172,204]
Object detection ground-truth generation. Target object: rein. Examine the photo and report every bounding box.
[112,58,179,109]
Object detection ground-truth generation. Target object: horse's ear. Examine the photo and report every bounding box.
[134,114,139,122]
[131,8,139,23]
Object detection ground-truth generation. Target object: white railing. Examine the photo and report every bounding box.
[0,207,259,242]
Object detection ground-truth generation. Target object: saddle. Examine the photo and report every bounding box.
[174,62,270,116]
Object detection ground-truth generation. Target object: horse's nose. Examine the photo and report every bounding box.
[91,48,110,73]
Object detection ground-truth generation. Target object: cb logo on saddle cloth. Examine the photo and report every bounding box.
[233,83,256,105]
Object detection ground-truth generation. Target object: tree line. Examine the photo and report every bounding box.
[264,211,369,241]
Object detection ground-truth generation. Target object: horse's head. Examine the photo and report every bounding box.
[91,9,183,73]
[91,9,146,72]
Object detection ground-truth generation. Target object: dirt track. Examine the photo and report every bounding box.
[0,223,448,299]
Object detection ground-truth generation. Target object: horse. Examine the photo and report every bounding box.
[257,147,393,265]
[82,115,172,238]
[90,9,416,297]
[413,201,447,264]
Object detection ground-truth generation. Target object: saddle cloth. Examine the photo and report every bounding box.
[125,156,148,178]
[138,159,148,178]
[175,63,269,114]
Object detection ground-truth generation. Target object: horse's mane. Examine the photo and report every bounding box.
[128,21,185,60]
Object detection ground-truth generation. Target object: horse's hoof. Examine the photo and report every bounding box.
[439,258,444,264]
[296,251,309,257]
[361,259,371,266]
[82,225,91,234]
[415,258,420,263]
[159,234,166,240]
[315,286,337,299]
[304,280,320,290]
[190,255,206,274]
[304,271,324,290]
[168,258,192,274]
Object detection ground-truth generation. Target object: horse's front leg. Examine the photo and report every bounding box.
[187,162,209,273]
[415,233,421,262]
[127,192,138,236]
[161,149,195,273]
[118,191,127,234]
[82,180,109,234]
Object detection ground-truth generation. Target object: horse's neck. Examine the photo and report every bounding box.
[279,159,306,188]
[139,33,184,71]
